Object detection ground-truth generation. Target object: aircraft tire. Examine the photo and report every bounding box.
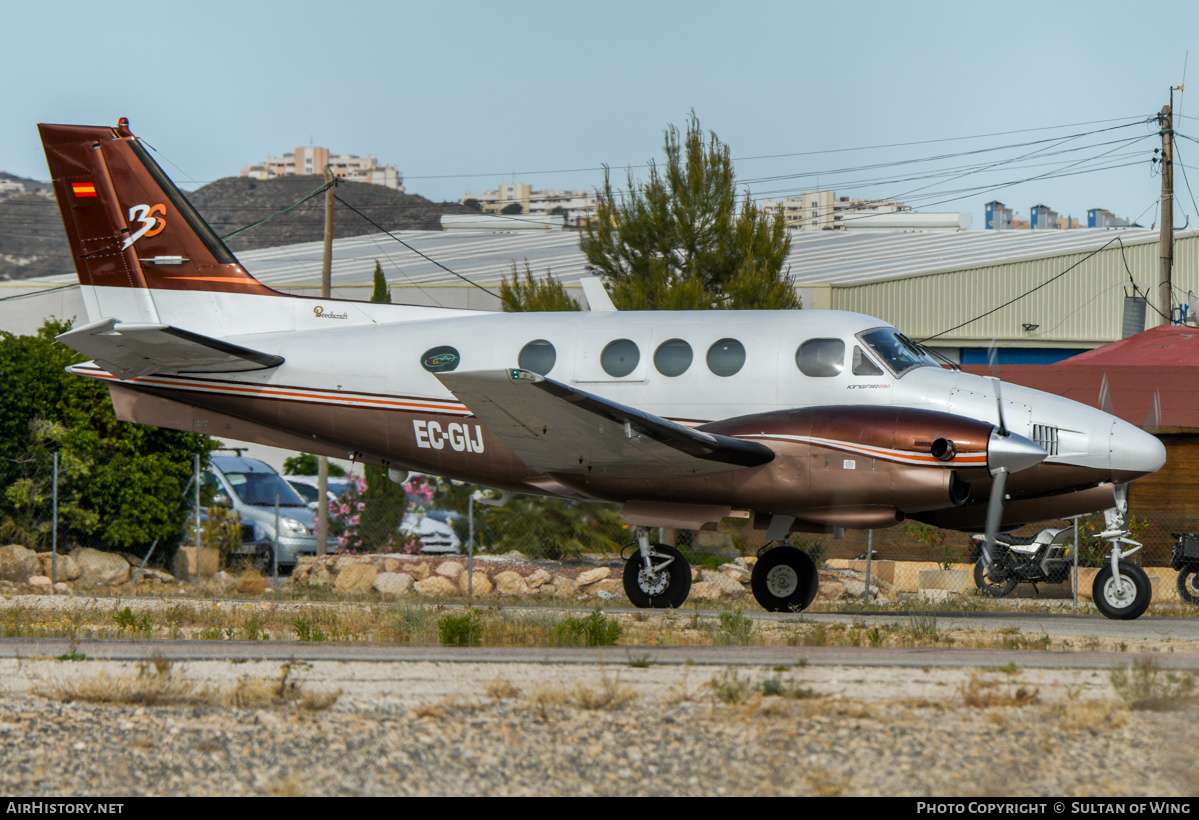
[622,544,692,609]
[750,547,819,613]
[973,558,1019,597]
[1177,568,1199,606]
[1093,561,1151,620]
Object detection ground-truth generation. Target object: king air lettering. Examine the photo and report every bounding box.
[413,420,485,453]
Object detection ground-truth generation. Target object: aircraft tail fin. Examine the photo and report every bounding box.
[38,120,278,326]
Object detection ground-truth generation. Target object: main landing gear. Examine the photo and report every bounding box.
[622,527,692,608]
[750,545,820,613]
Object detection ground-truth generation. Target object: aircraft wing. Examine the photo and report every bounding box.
[56,318,284,380]
[436,369,774,477]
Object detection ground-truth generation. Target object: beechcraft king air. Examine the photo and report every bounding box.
[38,120,1168,618]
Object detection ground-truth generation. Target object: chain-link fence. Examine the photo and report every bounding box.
[5,446,1196,606]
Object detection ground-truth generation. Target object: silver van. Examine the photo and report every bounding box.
[202,454,318,570]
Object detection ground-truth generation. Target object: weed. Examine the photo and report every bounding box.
[111,606,151,634]
[198,628,223,641]
[564,608,623,647]
[709,668,755,705]
[760,675,820,700]
[293,616,328,642]
[438,609,482,647]
[900,613,940,645]
[55,650,87,662]
[627,652,654,668]
[571,670,638,710]
[1110,660,1197,711]
[712,610,754,646]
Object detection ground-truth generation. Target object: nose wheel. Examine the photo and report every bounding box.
[1093,561,1151,620]
[750,546,819,613]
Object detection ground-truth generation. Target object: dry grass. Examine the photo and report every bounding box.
[570,671,638,711]
[43,659,340,711]
[483,675,522,702]
[959,671,1040,707]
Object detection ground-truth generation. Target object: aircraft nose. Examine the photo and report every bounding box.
[1109,419,1166,479]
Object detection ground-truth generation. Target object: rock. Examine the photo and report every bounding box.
[688,581,722,601]
[205,571,237,595]
[414,576,457,597]
[0,545,41,584]
[306,562,332,588]
[409,562,432,582]
[493,571,529,596]
[589,579,624,599]
[334,563,378,596]
[701,569,746,596]
[525,568,552,589]
[36,552,81,582]
[52,582,71,595]
[548,578,579,598]
[382,557,401,573]
[135,568,176,585]
[458,570,492,596]
[72,547,131,587]
[28,575,52,593]
[373,572,414,597]
[718,564,751,584]
[576,567,611,586]
[436,561,464,579]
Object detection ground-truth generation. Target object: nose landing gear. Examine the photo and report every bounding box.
[622,527,692,608]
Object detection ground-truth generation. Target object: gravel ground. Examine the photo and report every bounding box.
[1,655,1196,797]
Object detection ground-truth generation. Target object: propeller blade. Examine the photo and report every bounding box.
[987,340,1008,437]
[981,468,1009,566]
[1144,390,1162,429]
[1099,373,1113,416]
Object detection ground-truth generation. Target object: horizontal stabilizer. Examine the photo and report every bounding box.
[56,318,284,380]
[436,369,774,477]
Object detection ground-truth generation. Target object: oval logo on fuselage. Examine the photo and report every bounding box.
[421,346,460,373]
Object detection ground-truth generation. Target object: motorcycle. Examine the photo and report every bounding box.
[968,526,1074,597]
[1170,532,1199,605]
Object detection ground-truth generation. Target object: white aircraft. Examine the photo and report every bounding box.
[38,120,1167,618]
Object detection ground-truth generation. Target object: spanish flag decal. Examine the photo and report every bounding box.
[71,182,97,198]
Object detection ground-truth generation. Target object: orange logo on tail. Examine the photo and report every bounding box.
[122,203,167,250]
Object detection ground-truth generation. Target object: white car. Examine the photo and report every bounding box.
[400,512,462,554]
[285,475,351,509]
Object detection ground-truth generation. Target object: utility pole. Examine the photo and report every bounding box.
[1158,96,1176,326]
[316,166,334,556]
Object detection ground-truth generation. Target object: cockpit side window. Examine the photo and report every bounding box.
[857,327,937,377]
[852,345,884,376]
[796,338,845,377]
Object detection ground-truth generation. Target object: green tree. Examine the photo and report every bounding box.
[370,260,391,304]
[0,319,217,555]
[581,112,799,311]
[500,202,524,215]
[282,453,344,477]
[500,262,580,312]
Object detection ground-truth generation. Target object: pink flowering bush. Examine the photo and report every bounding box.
[327,472,436,554]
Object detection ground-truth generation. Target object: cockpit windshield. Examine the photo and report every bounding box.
[857,328,938,377]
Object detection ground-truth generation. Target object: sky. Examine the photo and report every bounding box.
[4,0,1199,229]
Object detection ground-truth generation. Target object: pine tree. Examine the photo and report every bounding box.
[581,112,799,311]
[370,260,391,304]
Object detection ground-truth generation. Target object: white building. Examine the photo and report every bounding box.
[462,183,597,227]
[242,146,404,191]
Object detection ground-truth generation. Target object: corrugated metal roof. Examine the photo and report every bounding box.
[22,226,1193,291]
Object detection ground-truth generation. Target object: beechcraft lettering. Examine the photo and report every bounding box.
[413,420,486,453]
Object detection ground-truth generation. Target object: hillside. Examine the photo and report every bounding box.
[0,174,474,282]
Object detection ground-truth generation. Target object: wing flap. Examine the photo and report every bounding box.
[57,318,284,379]
[436,369,774,477]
